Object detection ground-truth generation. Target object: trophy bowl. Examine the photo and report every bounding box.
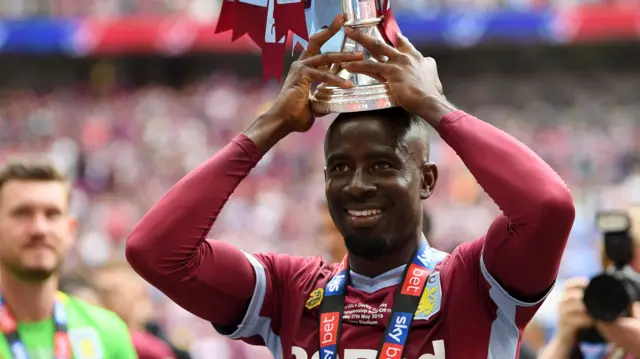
[309,0,398,114]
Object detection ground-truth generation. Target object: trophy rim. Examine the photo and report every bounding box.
[310,83,398,114]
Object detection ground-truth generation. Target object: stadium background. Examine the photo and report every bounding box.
[1,0,640,357]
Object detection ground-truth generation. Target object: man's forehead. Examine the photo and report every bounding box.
[0,180,69,208]
[330,115,399,134]
[326,117,405,149]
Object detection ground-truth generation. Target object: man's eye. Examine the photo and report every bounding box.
[332,163,349,172]
[373,162,391,170]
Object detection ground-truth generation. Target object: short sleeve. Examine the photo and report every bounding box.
[212,252,329,359]
[454,239,554,358]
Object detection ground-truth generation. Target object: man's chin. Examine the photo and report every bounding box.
[11,265,58,283]
[343,235,388,259]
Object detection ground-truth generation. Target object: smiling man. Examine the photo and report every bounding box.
[126,16,575,359]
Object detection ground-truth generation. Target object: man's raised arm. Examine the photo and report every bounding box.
[125,15,363,328]
[125,131,265,326]
[435,108,575,299]
[340,28,575,300]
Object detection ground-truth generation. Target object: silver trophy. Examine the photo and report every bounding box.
[309,0,397,114]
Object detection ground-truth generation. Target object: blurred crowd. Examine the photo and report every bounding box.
[2,0,640,19]
[0,67,639,356]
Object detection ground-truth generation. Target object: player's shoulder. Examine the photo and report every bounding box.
[439,238,484,271]
[251,252,338,291]
[61,293,129,334]
[434,239,485,294]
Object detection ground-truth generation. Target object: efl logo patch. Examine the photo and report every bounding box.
[305,288,324,310]
[414,272,442,321]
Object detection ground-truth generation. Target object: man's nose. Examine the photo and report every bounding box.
[28,213,49,235]
[343,168,376,198]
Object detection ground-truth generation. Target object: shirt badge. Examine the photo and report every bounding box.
[415,272,442,321]
[306,288,324,310]
[69,328,103,359]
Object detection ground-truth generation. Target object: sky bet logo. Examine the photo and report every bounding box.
[381,312,412,359]
[320,312,339,359]
[325,274,346,296]
[401,263,430,296]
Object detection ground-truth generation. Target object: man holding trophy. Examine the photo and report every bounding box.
[126,0,576,357]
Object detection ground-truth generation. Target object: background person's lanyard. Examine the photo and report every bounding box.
[0,292,72,359]
[318,242,437,359]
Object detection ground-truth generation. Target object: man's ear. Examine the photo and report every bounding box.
[420,162,438,200]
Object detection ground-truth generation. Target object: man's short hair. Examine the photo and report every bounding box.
[0,159,70,202]
[0,159,68,189]
[325,107,430,155]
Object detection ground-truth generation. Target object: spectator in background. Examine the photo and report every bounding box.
[92,261,178,359]
[538,207,640,359]
[0,159,137,358]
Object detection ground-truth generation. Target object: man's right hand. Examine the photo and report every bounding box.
[556,278,593,343]
[266,15,363,133]
[246,15,363,153]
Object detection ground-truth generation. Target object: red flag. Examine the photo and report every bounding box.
[232,1,267,45]
[215,0,307,82]
[379,0,400,47]
[262,40,287,82]
[215,0,236,34]
[274,0,308,45]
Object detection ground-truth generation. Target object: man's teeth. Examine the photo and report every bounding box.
[348,209,382,217]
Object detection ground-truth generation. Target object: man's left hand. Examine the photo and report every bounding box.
[341,27,451,123]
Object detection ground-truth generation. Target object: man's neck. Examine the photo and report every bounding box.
[347,236,420,278]
[0,271,58,322]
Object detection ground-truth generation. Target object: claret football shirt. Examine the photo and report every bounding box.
[213,238,548,359]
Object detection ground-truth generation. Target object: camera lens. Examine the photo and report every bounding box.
[583,274,630,322]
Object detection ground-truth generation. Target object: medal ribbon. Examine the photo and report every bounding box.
[319,242,437,359]
[0,292,72,359]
